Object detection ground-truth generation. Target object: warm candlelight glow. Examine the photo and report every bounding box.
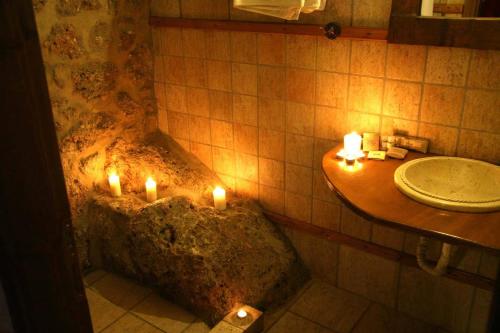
[237,309,247,319]
[336,131,364,162]
[338,159,363,172]
[145,177,157,202]
[344,131,362,156]
[213,186,226,210]
[108,172,121,197]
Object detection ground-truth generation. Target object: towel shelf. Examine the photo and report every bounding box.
[149,17,388,41]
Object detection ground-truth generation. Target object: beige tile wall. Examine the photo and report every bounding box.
[153,27,500,223]
[151,1,499,332]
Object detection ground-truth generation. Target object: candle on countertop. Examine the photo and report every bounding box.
[213,186,226,210]
[145,177,157,202]
[108,172,122,197]
[237,309,247,319]
[344,132,362,155]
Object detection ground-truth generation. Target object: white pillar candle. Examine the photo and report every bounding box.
[213,186,226,210]
[145,177,157,203]
[344,132,362,155]
[108,172,121,197]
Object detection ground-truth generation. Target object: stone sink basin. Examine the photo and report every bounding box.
[394,156,500,213]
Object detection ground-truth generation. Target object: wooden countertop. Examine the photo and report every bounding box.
[322,145,500,254]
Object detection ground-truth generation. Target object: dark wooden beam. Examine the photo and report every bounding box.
[0,1,93,332]
[150,17,388,41]
[265,211,495,291]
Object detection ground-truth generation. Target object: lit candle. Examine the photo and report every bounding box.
[237,309,247,319]
[344,131,362,156]
[145,177,157,202]
[108,172,121,197]
[213,186,226,210]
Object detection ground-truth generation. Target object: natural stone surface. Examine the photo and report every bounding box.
[44,23,84,59]
[32,0,47,12]
[61,111,116,153]
[89,21,112,50]
[56,0,101,16]
[116,91,143,115]
[52,63,72,89]
[35,0,154,271]
[84,134,308,324]
[56,0,82,16]
[117,17,136,50]
[125,44,153,87]
[81,0,102,10]
[72,62,118,100]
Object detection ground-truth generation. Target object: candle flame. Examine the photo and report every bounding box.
[213,186,225,196]
[237,309,247,319]
[146,176,156,188]
[109,172,119,183]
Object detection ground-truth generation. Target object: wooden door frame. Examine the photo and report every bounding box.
[0,0,93,332]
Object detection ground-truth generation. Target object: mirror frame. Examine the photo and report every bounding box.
[388,0,500,50]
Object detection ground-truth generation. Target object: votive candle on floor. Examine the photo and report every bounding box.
[145,177,157,202]
[108,172,121,197]
[213,186,226,210]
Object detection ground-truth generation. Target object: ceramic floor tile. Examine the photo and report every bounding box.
[131,293,195,333]
[210,321,244,333]
[267,312,334,333]
[290,281,370,333]
[352,303,439,333]
[84,270,107,287]
[263,279,313,330]
[183,319,211,333]
[101,313,163,333]
[91,273,152,310]
[85,288,126,332]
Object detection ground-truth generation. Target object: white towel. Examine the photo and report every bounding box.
[233,0,326,20]
[302,0,326,13]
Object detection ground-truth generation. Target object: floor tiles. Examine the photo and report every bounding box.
[290,281,370,333]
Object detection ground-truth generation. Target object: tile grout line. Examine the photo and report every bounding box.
[308,35,319,224]
[465,286,478,333]
[454,50,475,156]
[85,271,108,287]
[283,34,290,217]
[286,309,338,333]
[416,46,430,136]
[127,311,169,333]
[96,290,153,333]
[262,280,315,333]
[348,301,373,333]
[378,40,389,136]
[393,256,403,313]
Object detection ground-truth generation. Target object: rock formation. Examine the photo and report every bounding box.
[84,133,309,325]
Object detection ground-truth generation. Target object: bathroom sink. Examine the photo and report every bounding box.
[394,157,500,213]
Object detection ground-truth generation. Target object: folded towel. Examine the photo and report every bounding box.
[233,0,326,20]
[302,0,326,13]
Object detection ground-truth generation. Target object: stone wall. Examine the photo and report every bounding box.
[151,1,499,332]
[34,0,155,268]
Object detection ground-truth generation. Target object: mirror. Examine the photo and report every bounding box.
[419,0,500,18]
[388,0,500,50]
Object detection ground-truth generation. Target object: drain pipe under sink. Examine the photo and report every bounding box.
[416,236,452,276]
